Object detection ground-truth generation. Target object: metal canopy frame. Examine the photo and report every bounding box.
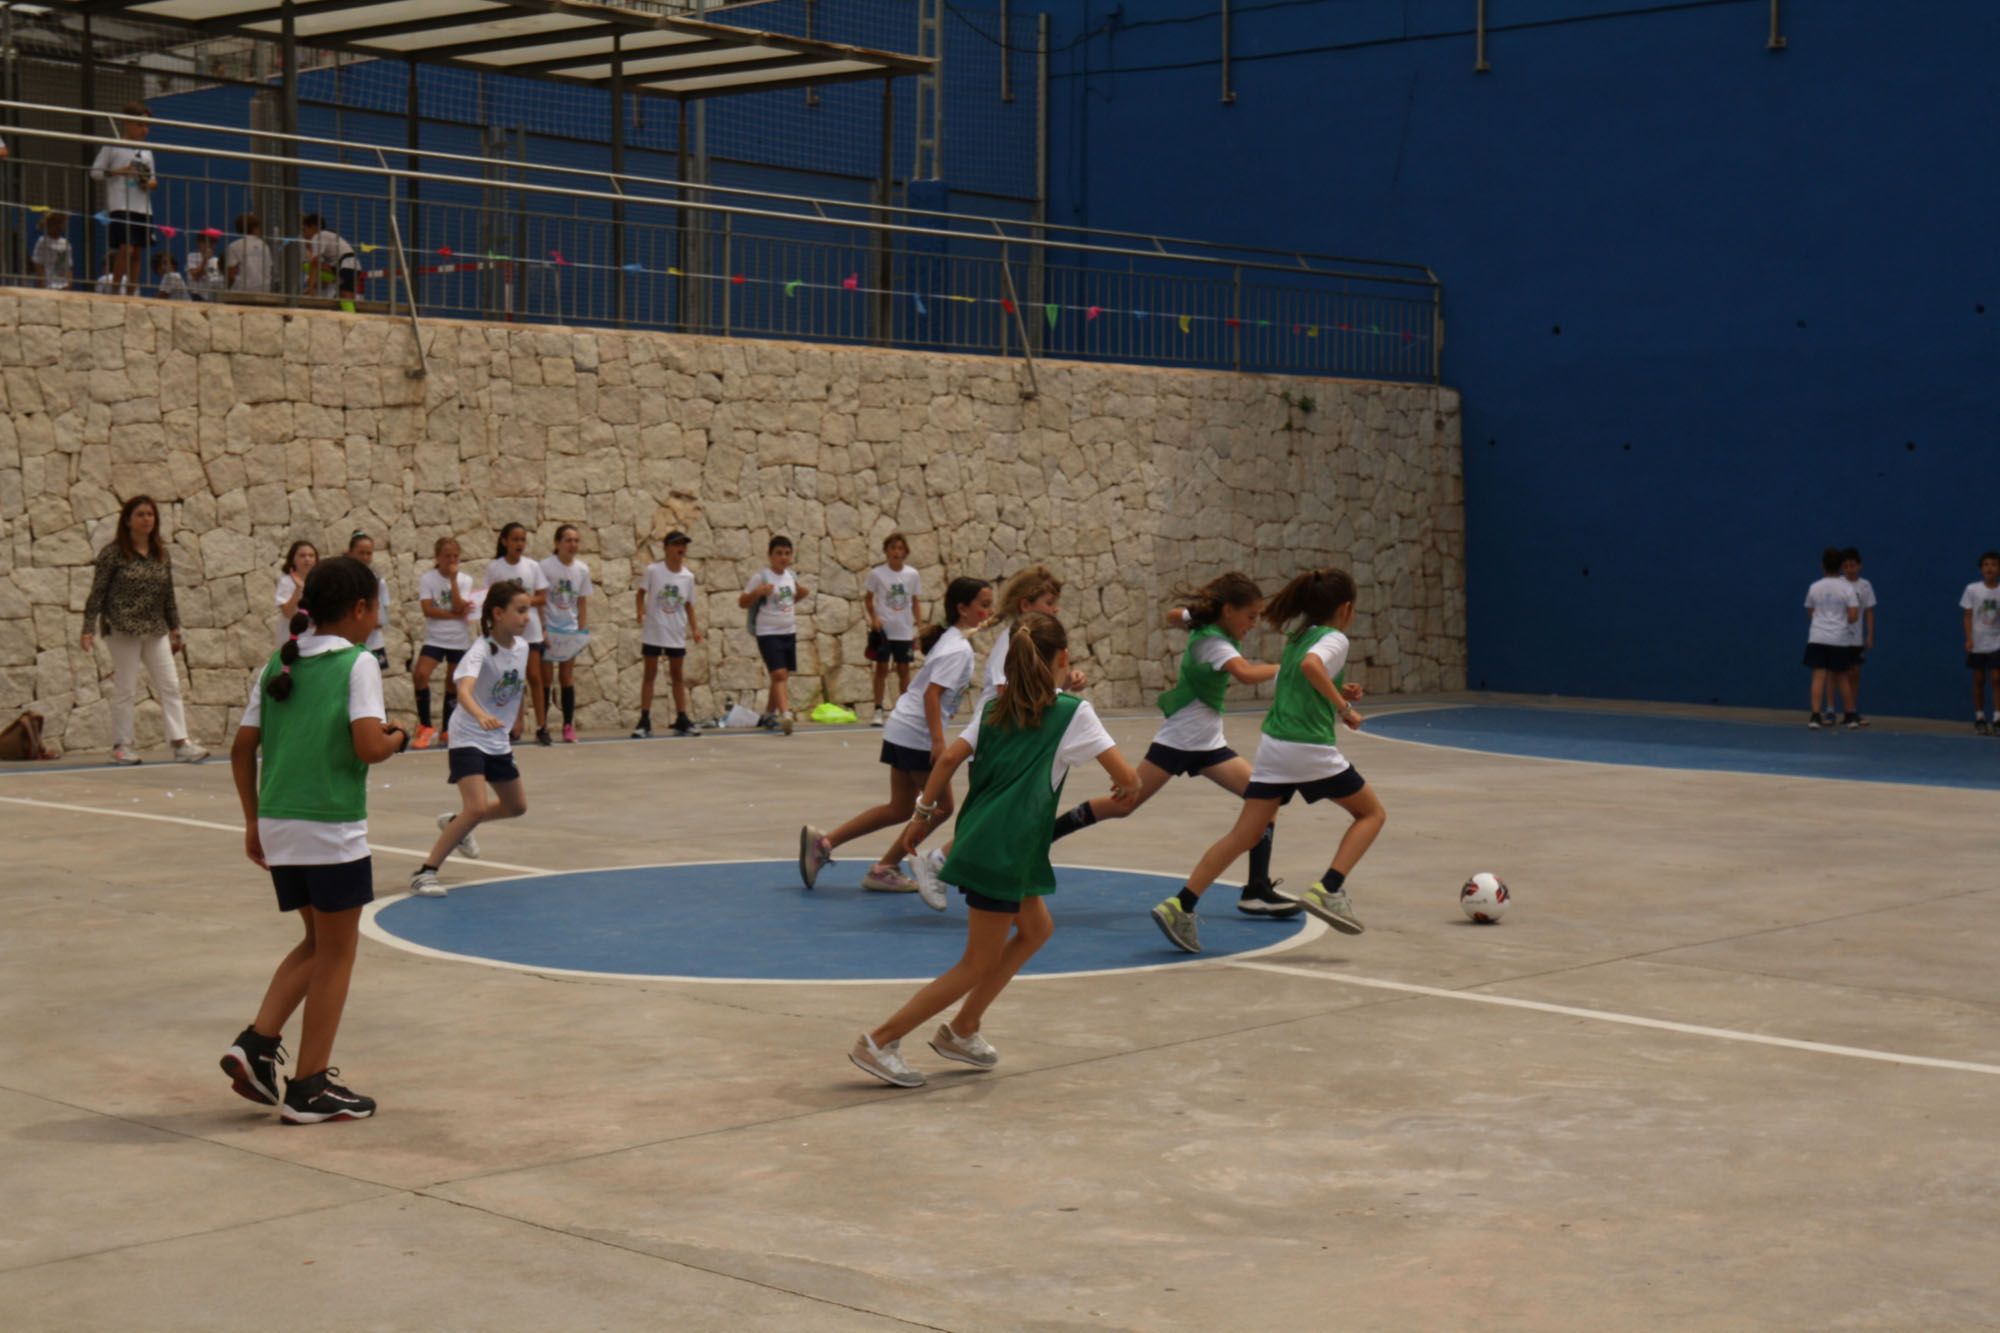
[46,0,930,97]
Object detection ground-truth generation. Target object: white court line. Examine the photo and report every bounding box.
[1228,959,2000,1077]
[0,795,551,874]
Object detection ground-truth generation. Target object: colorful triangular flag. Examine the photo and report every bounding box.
[913,293,928,316]
[1045,303,1059,329]
[1001,297,1016,315]
[784,279,801,297]
[1086,305,1102,322]
[551,250,569,266]
[1178,314,1191,334]
[842,273,859,291]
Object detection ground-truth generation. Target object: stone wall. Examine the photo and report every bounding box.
[0,291,1464,754]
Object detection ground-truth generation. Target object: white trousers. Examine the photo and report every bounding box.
[107,633,189,747]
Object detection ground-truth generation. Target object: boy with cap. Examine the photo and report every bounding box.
[635,531,703,737]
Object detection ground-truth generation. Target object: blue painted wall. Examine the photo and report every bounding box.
[1042,0,1997,720]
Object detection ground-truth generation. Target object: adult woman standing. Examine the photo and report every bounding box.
[80,495,208,765]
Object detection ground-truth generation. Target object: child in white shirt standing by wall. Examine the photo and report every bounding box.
[539,524,593,743]
[634,531,702,738]
[1962,551,2000,735]
[740,535,809,734]
[864,532,923,726]
[486,522,552,746]
[1802,546,1861,730]
[1833,546,1876,729]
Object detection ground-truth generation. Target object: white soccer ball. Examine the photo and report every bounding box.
[1460,872,1510,923]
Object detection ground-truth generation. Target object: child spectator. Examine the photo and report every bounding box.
[634,531,701,738]
[1836,547,1876,729]
[739,535,809,733]
[226,213,273,294]
[1802,546,1860,730]
[153,250,189,300]
[1962,551,2000,735]
[187,232,223,300]
[88,101,156,297]
[864,533,923,726]
[30,212,72,291]
[301,213,359,300]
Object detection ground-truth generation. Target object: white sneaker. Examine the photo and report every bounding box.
[408,868,447,897]
[848,1033,925,1087]
[110,745,142,766]
[440,812,479,860]
[781,713,795,736]
[912,847,949,912]
[928,1022,998,1070]
[172,739,208,763]
[861,863,917,893]
[871,708,887,728]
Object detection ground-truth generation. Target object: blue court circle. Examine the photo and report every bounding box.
[367,860,1316,982]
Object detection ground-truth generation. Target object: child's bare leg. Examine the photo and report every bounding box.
[877,788,953,868]
[1838,670,1858,713]
[528,648,547,729]
[1975,670,1986,715]
[871,908,1014,1047]
[830,767,919,851]
[295,906,360,1077]
[252,914,318,1037]
[1810,668,1827,713]
[872,659,889,710]
[1326,785,1387,877]
[951,898,1053,1035]
[669,657,689,716]
[1184,798,1283,897]
[1073,760,1170,826]
[638,655,659,715]
[895,661,912,698]
[425,774,490,869]
[769,667,790,716]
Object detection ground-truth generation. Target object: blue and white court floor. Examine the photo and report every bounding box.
[6,696,1996,1329]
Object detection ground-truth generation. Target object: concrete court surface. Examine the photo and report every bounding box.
[2,695,1997,1331]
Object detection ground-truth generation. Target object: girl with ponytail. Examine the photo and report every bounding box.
[1152,568,1385,956]
[410,580,534,897]
[800,575,994,903]
[973,565,1088,718]
[485,522,553,747]
[847,613,1139,1089]
[223,555,407,1124]
[1048,572,1299,918]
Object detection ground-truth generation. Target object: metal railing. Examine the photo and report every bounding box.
[0,99,1443,385]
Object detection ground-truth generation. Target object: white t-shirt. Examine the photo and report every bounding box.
[1963,581,2000,654]
[641,564,697,648]
[239,635,384,865]
[447,636,530,755]
[187,252,223,298]
[865,564,922,641]
[1842,577,1876,648]
[225,236,272,293]
[418,569,475,651]
[883,626,978,752]
[156,271,188,300]
[974,626,1015,715]
[540,555,593,632]
[958,697,1116,794]
[32,235,72,290]
[485,555,550,643]
[1805,576,1860,646]
[1152,635,1244,753]
[366,574,389,652]
[90,144,154,216]
[1250,631,1354,784]
[746,568,799,637]
[273,572,303,646]
[307,229,358,296]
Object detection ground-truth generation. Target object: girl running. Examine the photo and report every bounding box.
[273,541,317,646]
[1151,568,1384,953]
[220,555,408,1123]
[848,613,1138,1087]
[409,580,532,897]
[538,524,593,742]
[486,522,552,746]
[344,530,390,669]
[1047,573,1298,918]
[412,537,473,749]
[800,576,992,906]
[973,565,1088,717]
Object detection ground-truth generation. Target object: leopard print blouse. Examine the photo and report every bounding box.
[82,543,182,639]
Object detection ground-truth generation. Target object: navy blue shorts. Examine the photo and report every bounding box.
[108,210,154,252]
[880,739,933,773]
[1244,767,1366,805]
[643,644,687,659]
[448,747,521,785]
[882,638,914,665]
[419,644,466,665]
[270,857,373,914]
[1802,643,1856,671]
[1144,742,1238,778]
[1968,650,2000,671]
[961,886,1023,914]
[757,633,797,673]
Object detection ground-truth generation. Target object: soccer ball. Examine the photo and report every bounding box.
[1460,873,1510,923]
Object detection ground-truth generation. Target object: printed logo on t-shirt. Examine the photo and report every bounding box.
[490,668,525,708]
[884,581,912,613]
[1979,596,2000,628]
[657,584,684,609]
[772,584,795,611]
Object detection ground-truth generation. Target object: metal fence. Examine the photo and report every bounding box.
[1,100,1443,385]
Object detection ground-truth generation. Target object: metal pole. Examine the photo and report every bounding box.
[372,147,430,380]
[999,0,1013,103]
[876,77,893,346]
[1768,0,1787,50]
[1031,14,1048,353]
[406,60,421,310]
[803,0,820,107]
[77,12,95,287]
[675,96,689,331]
[610,34,626,326]
[281,0,301,299]
[1220,0,1237,103]
[1475,0,1492,73]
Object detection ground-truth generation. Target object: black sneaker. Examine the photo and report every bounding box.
[1841,713,1862,730]
[1236,879,1303,918]
[535,726,553,747]
[1821,711,1837,728]
[1979,720,1992,737]
[630,717,652,739]
[1807,712,1822,730]
[671,714,698,736]
[220,1026,286,1106]
[280,1068,376,1125]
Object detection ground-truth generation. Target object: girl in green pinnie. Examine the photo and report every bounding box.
[849,613,1139,1088]
[1153,568,1384,954]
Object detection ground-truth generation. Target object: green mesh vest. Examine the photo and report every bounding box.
[1156,623,1237,718]
[1260,626,1343,746]
[940,692,1084,901]
[257,646,369,823]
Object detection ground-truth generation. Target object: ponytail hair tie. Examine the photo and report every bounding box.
[267,611,311,702]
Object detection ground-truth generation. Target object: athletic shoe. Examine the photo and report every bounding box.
[631,717,652,739]
[110,745,141,765]
[848,1033,925,1088]
[781,713,795,736]
[439,812,479,860]
[799,825,833,889]
[173,739,209,763]
[912,847,949,912]
[1150,897,1201,953]
[409,868,447,897]
[1236,879,1302,918]
[1287,881,1365,935]
[1822,711,1837,728]
[928,1022,998,1070]
[220,1026,286,1107]
[862,863,917,893]
[280,1068,376,1124]
[872,708,887,728]
[535,726,553,747]
[1807,712,1822,730]
[1851,714,1870,728]
[1978,719,1991,737]
[1841,713,1862,730]
[562,723,577,743]
[671,714,698,737]
[414,725,437,749]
